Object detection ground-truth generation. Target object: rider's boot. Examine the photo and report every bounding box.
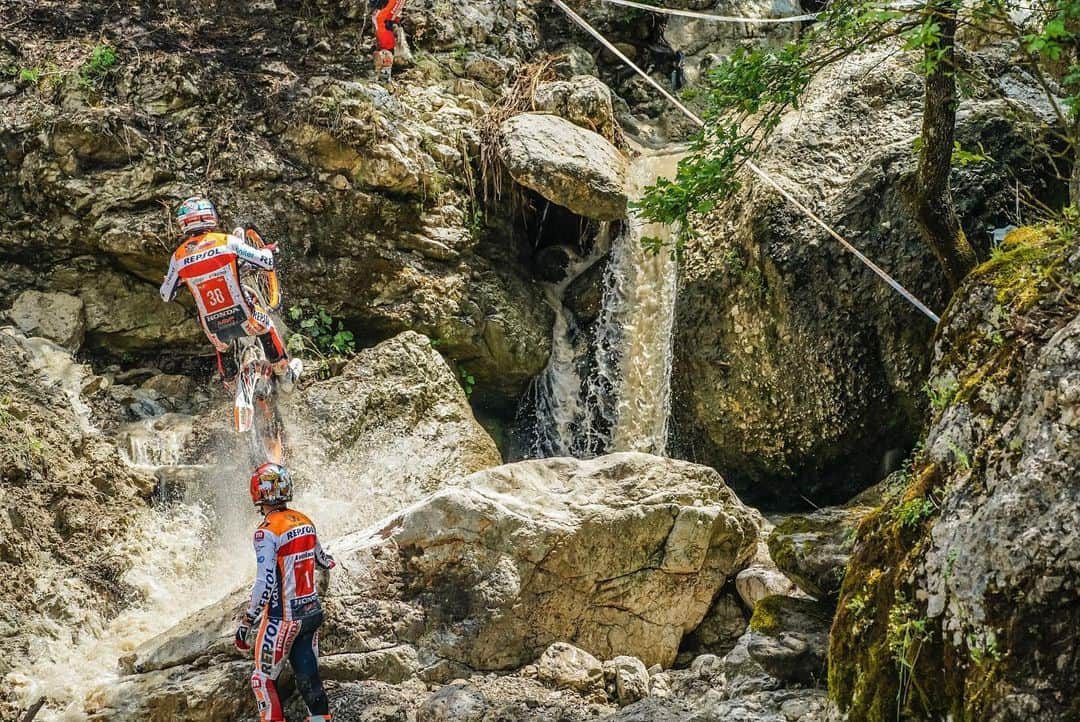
[276,358,304,393]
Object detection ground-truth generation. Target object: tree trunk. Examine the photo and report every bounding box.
[914,0,978,291]
[1071,112,1080,207]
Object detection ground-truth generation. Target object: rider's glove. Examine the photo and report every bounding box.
[263,242,278,253]
[234,611,257,652]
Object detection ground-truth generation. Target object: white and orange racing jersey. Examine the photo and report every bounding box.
[246,509,334,621]
[159,231,273,340]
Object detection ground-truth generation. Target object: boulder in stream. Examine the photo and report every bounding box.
[100,453,760,718]
[498,113,628,221]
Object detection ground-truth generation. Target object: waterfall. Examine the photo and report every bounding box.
[117,414,196,468]
[529,145,684,458]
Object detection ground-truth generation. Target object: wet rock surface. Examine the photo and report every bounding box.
[670,46,1067,505]
[746,596,831,686]
[830,228,1080,720]
[767,507,870,601]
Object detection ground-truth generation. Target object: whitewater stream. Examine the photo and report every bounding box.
[530,144,683,458]
[9,145,685,720]
[7,389,408,720]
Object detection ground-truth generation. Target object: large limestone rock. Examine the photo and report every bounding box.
[351,453,760,671]
[671,46,1064,505]
[285,331,502,527]
[498,113,628,221]
[101,453,759,718]
[830,228,1080,721]
[6,290,86,351]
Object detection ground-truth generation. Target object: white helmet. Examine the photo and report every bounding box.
[176,196,219,235]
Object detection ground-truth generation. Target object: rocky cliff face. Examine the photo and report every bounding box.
[829,226,1080,721]
[0,0,564,410]
[669,45,1066,506]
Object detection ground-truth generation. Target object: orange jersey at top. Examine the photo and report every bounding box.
[159,231,274,338]
[373,0,406,51]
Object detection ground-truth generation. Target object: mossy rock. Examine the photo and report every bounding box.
[829,223,1080,722]
[768,507,870,600]
[748,595,833,685]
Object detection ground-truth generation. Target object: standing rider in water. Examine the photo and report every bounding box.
[160,196,302,390]
[235,463,336,722]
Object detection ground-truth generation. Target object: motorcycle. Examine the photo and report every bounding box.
[230,227,286,465]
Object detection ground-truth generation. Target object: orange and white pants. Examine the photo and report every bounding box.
[251,611,330,721]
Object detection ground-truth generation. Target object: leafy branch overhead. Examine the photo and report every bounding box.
[637,0,1080,275]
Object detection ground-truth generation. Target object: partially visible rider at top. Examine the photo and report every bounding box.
[160,196,302,392]
[370,0,405,83]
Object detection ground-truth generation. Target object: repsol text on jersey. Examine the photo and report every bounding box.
[283,525,316,542]
[182,247,221,265]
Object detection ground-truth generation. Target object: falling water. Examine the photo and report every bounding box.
[6,381,256,721]
[529,145,684,458]
[529,225,612,457]
[9,348,470,719]
[117,413,196,468]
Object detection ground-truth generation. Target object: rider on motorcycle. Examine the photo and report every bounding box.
[160,196,302,391]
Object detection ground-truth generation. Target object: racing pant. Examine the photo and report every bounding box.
[251,610,329,722]
[205,293,289,378]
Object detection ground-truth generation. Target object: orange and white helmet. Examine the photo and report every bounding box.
[250,463,293,507]
[176,196,219,235]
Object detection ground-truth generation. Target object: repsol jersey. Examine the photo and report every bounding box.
[246,509,333,621]
[159,232,273,336]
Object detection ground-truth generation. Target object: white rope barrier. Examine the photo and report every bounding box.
[551,0,941,323]
[597,0,818,24]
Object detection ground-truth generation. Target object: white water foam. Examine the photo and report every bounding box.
[8,503,246,721]
[7,374,255,719]
[117,413,196,468]
[530,145,684,458]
